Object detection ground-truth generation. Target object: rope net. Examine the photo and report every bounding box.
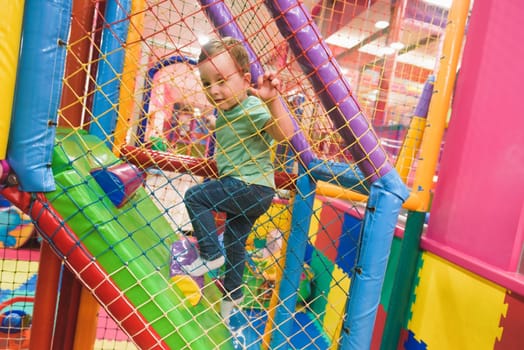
[1,0,450,349]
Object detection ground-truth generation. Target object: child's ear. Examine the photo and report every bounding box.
[243,72,252,85]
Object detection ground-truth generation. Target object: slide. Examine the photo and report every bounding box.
[46,129,234,349]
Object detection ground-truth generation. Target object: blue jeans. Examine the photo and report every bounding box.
[184,177,275,300]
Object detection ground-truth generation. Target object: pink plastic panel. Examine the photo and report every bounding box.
[426,0,524,270]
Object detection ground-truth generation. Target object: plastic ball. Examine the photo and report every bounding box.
[0,310,30,333]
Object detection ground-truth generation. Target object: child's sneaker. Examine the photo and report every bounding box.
[182,255,225,277]
[221,296,244,325]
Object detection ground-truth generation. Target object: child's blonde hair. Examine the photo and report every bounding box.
[198,37,250,74]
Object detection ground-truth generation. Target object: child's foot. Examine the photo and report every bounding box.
[183,255,225,277]
[221,296,244,325]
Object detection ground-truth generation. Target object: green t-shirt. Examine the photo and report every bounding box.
[215,96,275,188]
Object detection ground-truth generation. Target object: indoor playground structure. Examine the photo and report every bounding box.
[1,0,523,349]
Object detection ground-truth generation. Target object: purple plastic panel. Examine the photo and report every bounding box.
[266,0,395,182]
[414,75,435,118]
[199,0,315,167]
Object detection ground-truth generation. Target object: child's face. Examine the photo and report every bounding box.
[199,51,251,111]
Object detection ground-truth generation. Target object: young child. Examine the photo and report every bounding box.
[181,37,294,323]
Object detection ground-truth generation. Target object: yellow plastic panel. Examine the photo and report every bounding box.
[409,252,507,349]
[0,1,25,158]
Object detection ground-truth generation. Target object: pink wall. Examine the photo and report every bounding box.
[425,1,524,271]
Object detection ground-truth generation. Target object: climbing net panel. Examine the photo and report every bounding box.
[1,0,449,349]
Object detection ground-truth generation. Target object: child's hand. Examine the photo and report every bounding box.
[203,114,216,130]
[249,71,282,102]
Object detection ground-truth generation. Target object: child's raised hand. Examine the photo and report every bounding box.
[249,71,282,102]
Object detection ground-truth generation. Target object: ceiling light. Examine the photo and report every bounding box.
[375,20,389,29]
[366,89,379,101]
[390,42,405,50]
[422,0,452,9]
[382,47,396,56]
